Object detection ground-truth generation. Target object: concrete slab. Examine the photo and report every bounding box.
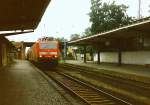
[65,60,150,78]
[0,60,83,105]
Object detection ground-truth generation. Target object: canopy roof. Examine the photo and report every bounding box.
[0,0,50,31]
[68,17,150,51]
[69,17,150,45]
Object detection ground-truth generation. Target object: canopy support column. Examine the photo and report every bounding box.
[83,45,86,63]
[97,50,100,64]
[118,49,122,66]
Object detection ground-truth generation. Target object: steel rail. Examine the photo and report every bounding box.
[45,71,132,105]
[59,64,150,90]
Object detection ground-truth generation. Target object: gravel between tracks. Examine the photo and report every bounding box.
[58,64,150,105]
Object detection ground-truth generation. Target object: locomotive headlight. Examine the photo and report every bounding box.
[54,55,58,58]
[39,55,42,58]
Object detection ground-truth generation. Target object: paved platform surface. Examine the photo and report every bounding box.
[0,60,82,105]
[65,60,150,78]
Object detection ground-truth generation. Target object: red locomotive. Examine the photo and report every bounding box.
[27,37,61,65]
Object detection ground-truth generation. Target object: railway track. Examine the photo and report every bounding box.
[45,71,132,105]
[59,63,150,91]
[57,63,150,105]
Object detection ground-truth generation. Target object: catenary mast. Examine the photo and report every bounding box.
[138,0,141,19]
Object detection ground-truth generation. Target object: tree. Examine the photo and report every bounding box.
[56,37,67,42]
[70,34,80,41]
[89,0,133,34]
[82,27,92,37]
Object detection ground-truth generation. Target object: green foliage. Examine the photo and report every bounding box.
[11,41,16,45]
[89,0,133,34]
[83,27,92,37]
[70,34,80,40]
[56,37,67,42]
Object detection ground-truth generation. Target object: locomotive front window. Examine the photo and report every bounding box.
[40,43,57,49]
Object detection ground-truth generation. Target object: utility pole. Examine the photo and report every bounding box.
[138,0,141,19]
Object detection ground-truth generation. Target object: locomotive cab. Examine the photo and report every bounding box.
[27,37,61,66]
[38,41,60,64]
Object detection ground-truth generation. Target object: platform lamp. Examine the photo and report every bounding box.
[17,48,21,52]
[105,41,110,46]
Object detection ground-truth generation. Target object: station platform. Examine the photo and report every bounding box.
[0,60,82,105]
[65,60,150,78]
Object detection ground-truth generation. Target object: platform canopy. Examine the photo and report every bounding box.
[0,0,51,31]
[68,17,150,51]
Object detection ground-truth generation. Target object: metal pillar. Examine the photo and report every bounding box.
[22,46,25,60]
[97,50,100,64]
[83,46,86,63]
[118,49,122,66]
[138,0,141,19]
[0,44,2,66]
[63,41,67,61]
[21,43,26,60]
[90,49,94,61]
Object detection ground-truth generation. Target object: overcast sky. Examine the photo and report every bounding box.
[6,0,150,42]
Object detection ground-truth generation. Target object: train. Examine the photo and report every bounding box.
[27,37,61,65]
